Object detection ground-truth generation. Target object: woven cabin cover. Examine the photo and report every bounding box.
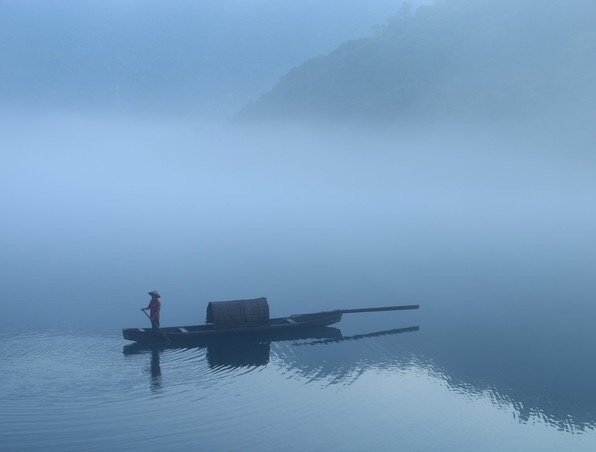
[206,297,270,328]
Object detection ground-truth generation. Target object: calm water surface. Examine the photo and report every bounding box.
[2,309,596,451]
[1,116,596,450]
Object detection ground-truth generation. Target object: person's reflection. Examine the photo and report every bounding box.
[149,348,162,391]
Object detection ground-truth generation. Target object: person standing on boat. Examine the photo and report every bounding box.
[142,290,161,329]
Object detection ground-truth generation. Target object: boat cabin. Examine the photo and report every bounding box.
[206,297,270,329]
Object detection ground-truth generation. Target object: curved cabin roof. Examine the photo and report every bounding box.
[206,297,270,328]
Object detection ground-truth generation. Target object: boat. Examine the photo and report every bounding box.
[123,326,345,354]
[123,297,419,343]
[123,326,419,373]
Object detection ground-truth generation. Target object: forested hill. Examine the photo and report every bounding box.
[239,0,596,122]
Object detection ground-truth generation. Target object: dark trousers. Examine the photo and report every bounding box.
[151,319,160,329]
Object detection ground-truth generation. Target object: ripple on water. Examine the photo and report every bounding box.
[6,328,590,451]
[0,332,291,449]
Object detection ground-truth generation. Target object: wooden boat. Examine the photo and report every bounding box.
[123,326,345,353]
[122,326,419,371]
[123,297,419,343]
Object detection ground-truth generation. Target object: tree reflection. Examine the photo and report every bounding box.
[124,323,596,433]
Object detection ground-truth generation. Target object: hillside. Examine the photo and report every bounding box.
[239,0,596,122]
[0,1,414,118]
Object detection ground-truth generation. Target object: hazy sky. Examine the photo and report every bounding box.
[0,0,433,116]
[1,0,593,330]
[1,6,596,449]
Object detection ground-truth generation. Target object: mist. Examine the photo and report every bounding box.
[2,111,595,332]
[1,0,594,330]
[0,0,431,118]
[2,2,596,449]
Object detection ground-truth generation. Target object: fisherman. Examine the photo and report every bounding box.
[142,290,162,329]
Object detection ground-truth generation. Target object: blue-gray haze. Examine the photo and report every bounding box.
[0,0,431,117]
[1,1,595,450]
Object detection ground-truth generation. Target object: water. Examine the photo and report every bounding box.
[2,317,595,451]
[1,115,596,450]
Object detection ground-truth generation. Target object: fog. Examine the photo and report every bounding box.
[0,0,431,118]
[1,0,595,334]
[2,112,595,333]
[3,5,596,446]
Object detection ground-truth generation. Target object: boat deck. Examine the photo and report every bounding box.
[123,310,343,343]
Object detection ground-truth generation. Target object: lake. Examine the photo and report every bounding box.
[1,114,595,450]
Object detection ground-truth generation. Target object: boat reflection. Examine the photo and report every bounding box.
[124,323,596,433]
[123,325,419,375]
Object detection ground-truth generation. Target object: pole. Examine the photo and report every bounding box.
[339,304,419,314]
[141,309,171,343]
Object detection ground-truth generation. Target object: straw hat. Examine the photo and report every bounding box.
[148,290,161,298]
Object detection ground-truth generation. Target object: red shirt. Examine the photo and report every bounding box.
[148,299,161,321]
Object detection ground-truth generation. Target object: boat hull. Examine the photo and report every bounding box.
[123,310,343,343]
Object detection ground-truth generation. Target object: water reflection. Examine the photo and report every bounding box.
[123,326,419,384]
[421,345,596,434]
[122,322,596,434]
[295,326,419,346]
[410,302,596,434]
[275,326,422,386]
[149,349,162,392]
